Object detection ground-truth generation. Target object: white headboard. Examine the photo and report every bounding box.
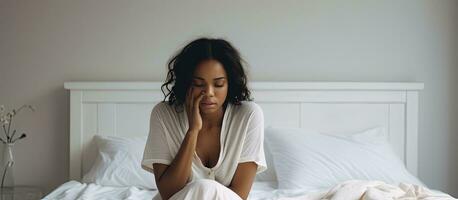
[64,81,424,181]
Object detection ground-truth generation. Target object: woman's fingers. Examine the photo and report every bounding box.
[184,87,205,132]
[194,91,205,112]
[186,87,193,113]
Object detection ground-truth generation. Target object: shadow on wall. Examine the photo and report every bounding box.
[447,65,458,197]
[32,85,70,194]
[447,31,458,197]
[445,3,458,196]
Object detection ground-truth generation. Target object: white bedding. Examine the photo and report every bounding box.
[42,180,320,200]
[277,180,455,200]
[42,180,455,200]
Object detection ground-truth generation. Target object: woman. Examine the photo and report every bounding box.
[141,37,267,200]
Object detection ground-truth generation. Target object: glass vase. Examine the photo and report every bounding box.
[0,143,14,188]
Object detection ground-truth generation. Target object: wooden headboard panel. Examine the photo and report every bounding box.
[64,81,424,181]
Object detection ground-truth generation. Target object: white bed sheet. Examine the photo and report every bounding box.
[43,180,454,200]
[42,181,324,200]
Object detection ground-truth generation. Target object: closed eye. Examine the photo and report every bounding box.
[193,83,225,87]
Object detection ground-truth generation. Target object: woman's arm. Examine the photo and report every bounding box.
[228,162,258,200]
[229,103,266,199]
[153,88,205,200]
[153,129,199,200]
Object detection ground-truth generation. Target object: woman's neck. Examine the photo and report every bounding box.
[200,106,226,130]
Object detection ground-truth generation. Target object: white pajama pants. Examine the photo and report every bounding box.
[154,179,242,200]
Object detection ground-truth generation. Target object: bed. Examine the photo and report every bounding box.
[43,81,455,199]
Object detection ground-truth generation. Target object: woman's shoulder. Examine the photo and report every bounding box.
[152,101,169,110]
[151,101,167,113]
[151,101,179,117]
[231,101,263,117]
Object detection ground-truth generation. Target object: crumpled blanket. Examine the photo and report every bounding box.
[278,180,455,200]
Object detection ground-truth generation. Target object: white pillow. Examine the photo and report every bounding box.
[254,141,278,183]
[82,135,157,189]
[265,126,423,190]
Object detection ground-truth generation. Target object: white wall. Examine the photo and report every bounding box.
[0,0,457,196]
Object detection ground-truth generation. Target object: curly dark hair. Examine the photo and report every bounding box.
[160,37,252,111]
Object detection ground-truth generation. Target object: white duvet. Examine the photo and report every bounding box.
[277,180,455,200]
[42,180,284,200]
[43,180,455,200]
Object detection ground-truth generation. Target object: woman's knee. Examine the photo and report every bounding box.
[188,179,222,188]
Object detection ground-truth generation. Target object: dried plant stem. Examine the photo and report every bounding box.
[0,161,12,188]
[2,125,7,142]
[6,117,12,138]
[9,130,16,143]
[15,105,29,113]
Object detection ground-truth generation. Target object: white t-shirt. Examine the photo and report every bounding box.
[141,101,267,186]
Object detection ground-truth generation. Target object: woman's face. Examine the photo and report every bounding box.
[191,59,228,114]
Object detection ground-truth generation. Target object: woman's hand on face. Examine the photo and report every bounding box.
[185,86,205,132]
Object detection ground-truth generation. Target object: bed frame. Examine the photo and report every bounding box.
[64,81,424,181]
